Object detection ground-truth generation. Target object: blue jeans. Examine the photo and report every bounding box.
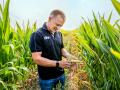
[39,74,65,90]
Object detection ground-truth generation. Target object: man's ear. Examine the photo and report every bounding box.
[48,16,51,21]
[49,15,54,21]
[49,15,53,20]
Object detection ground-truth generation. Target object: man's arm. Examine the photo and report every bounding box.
[61,48,78,60]
[32,51,71,68]
[61,48,71,58]
[32,52,56,67]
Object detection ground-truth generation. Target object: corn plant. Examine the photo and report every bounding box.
[0,0,36,89]
[75,0,120,89]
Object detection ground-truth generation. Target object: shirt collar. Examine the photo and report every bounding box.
[42,22,52,34]
[42,22,56,36]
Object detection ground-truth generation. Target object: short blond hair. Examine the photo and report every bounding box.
[50,9,66,21]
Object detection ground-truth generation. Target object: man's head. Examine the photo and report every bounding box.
[46,10,66,33]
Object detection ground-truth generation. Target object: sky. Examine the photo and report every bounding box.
[0,0,120,30]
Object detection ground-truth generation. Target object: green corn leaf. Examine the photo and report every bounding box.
[0,79,8,90]
[110,48,120,59]
[108,11,112,22]
[0,3,2,13]
[112,0,120,15]
[2,0,10,34]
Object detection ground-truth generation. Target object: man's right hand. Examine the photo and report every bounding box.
[59,59,71,69]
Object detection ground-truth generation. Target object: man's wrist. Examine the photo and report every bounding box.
[56,61,59,67]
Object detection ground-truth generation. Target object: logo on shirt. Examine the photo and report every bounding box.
[44,36,50,40]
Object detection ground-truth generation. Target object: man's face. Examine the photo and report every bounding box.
[49,15,64,33]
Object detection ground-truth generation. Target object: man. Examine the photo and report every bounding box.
[29,9,75,90]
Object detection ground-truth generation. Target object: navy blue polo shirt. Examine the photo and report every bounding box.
[29,23,64,80]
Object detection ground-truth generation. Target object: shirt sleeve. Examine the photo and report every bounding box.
[29,32,43,52]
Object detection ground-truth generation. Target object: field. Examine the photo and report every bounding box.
[0,0,120,90]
